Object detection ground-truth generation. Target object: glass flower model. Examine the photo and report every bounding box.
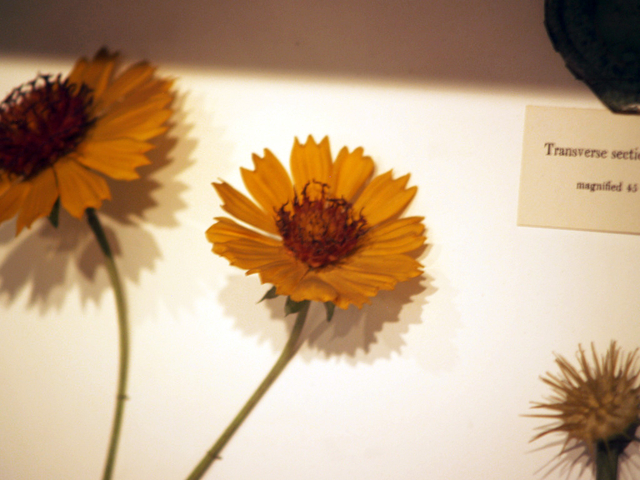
[531,342,640,480]
[189,136,426,480]
[207,136,426,310]
[0,49,173,480]
[0,48,173,233]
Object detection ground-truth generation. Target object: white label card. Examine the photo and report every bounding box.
[518,105,640,234]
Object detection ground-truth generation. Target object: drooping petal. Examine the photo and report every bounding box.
[16,168,59,233]
[354,171,417,226]
[53,157,111,218]
[290,136,332,192]
[213,183,278,234]
[330,146,374,201]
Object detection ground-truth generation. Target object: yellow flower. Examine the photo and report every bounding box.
[530,342,640,453]
[207,136,426,309]
[0,48,173,234]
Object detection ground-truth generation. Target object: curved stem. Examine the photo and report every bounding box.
[185,300,310,480]
[86,208,130,480]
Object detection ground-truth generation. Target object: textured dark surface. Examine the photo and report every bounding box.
[545,0,640,113]
[0,1,575,89]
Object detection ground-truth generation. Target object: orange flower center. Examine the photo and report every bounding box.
[276,183,368,268]
[0,74,93,178]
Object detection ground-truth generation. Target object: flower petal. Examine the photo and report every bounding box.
[240,149,293,217]
[252,258,309,295]
[330,146,374,201]
[288,275,338,305]
[314,269,375,309]
[354,171,417,226]
[214,238,284,269]
[16,168,59,233]
[75,138,153,180]
[67,58,88,87]
[369,216,425,241]
[0,173,14,198]
[92,95,172,141]
[97,78,173,120]
[0,49,173,236]
[208,137,425,309]
[0,181,30,229]
[53,157,111,218]
[366,216,426,254]
[94,62,156,110]
[344,253,423,284]
[208,222,291,276]
[71,49,117,99]
[206,217,280,246]
[213,182,278,234]
[290,136,332,192]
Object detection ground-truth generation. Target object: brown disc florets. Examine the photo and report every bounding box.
[276,182,368,268]
[0,74,94,178]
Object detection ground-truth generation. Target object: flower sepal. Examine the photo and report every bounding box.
[258,285,278,303]
[47,198,60,228]
[284,297,308,316]
[324,301,335,322]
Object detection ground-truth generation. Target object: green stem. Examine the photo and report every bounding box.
[185,300,311,480]
[596,442,620,480]
[86,208,130,480]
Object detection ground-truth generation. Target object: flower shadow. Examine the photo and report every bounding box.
[0,92,196,317]
[527,437,591,480]
[220,245,434,365]
[526,435,640,480]
[299,274,431,364]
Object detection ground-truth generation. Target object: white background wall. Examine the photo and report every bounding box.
[2,2,640,479]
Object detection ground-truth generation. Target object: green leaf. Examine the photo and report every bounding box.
[285,297,307,316]
[48,198,60,228]
[324,302,335,322]
[258,285,278,303]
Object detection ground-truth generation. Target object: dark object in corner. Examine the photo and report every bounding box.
[545,0,640,114]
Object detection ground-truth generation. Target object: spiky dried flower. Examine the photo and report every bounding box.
[530,341,640,456]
